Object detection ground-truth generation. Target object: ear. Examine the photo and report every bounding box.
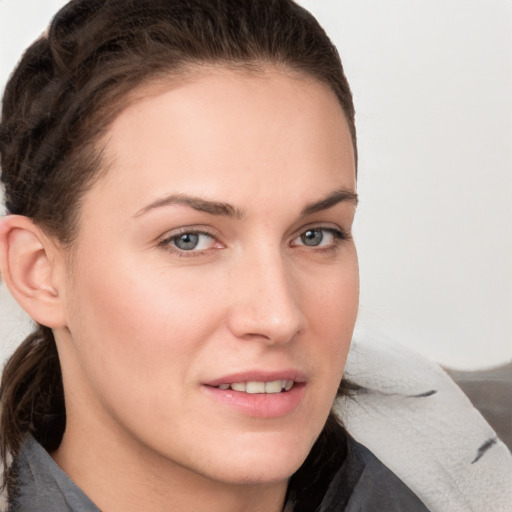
[0,215,67,328]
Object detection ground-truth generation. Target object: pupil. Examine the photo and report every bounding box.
[175,233,199,250]
[301,229,323,246]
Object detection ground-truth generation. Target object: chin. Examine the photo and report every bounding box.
[210,458,305,486]
[196,430,317,486]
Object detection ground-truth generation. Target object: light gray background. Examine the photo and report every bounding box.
[1,0,511,369]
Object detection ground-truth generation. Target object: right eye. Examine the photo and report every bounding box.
[160,231,218,254]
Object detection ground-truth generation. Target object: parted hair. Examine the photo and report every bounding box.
[0,0,356,506]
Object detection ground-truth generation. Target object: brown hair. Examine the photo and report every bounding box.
[0,0,356,502]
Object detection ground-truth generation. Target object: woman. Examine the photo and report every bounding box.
[0,0,430,510]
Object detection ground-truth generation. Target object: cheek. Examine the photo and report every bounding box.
[311,253,359,373]
[61,255,229,445]
[304,250,359,336]
[64,247,224,394]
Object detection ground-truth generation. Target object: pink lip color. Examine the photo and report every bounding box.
[202,384,306,418]
[201,370,307,418]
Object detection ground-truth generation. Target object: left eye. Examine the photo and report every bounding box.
[293,228,337,247]
[167,232,215,251]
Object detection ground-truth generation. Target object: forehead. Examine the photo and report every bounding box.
[87,66,355,217]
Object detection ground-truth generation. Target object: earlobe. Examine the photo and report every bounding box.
[0,215,67,328]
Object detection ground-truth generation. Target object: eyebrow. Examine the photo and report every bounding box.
[301,188,358,216]
[133,194,246,219]
[133,188,358,219]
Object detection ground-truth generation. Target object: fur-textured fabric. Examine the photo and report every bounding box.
[336,336,512,512]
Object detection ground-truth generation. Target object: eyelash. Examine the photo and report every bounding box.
[158,226,350,258]
[158,229,218,257]
[290,227,350,254]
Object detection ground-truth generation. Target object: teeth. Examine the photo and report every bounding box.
[246,381,265,394]
[265,380,283,393]
[217,380,295,393]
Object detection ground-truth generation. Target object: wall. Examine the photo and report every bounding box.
[1,0,511,369]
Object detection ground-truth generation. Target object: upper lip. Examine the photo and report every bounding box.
[203,370,307,387]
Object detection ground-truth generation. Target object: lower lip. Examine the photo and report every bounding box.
[201,384,306,418]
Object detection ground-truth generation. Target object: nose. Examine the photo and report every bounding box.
[226,249,307,345]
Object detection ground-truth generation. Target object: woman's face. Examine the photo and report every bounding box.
[55,67,358,488]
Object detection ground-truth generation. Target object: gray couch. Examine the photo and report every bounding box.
[447,362,512,450]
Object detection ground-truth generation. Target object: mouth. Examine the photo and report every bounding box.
[213,379,295,394]
[202,373,306,417]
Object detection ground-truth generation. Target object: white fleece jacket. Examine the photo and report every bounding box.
[336,336,512,512]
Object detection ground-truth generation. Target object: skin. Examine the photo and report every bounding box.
[4,67,358,512]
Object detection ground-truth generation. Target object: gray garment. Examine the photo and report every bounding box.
[9,436,429,512]
[8,437,100,512]
[313,440,431,511]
